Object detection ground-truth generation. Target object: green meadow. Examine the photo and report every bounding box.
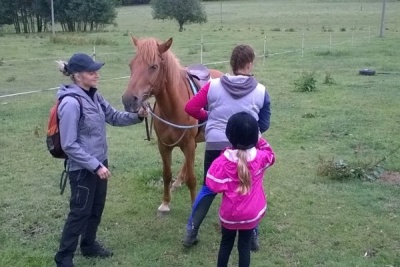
[0,0,399,266]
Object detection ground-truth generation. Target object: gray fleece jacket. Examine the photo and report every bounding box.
[57,84,143,172]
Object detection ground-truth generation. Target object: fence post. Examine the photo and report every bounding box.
[301,33,304,58]
[263,35,267,66]
[200,36,203,64]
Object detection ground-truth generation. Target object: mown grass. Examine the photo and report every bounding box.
[1,0,400,266]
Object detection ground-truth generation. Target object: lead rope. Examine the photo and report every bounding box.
[145,102,206,129]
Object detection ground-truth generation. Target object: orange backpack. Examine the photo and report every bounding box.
[46,94,82,159]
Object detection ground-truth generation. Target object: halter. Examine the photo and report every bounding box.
[140,53,205,147]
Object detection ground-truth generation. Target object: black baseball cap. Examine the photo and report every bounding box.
[67,53,104,73]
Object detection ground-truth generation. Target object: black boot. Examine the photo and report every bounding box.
[54,255,75,267]
[250,228,260,252]
[80,241,113,258]
[182,224,199,248]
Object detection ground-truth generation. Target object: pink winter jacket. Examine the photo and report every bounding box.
[206,138,275,230]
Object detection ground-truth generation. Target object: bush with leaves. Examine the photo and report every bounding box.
[323,72,335,85]
[294,71,317,92]
[317,145,400,181]
[317,157,383,181]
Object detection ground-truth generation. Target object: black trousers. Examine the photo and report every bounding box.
[217,226,253,267]
[203,150,222,185]
[55,160,108,264]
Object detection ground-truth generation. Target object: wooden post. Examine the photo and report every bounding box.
[263,35,267,66]
[379,0,387,37]
[200,36,203,64]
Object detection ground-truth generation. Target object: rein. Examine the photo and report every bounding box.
[146,104,206,129]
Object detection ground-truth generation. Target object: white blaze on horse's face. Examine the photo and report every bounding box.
[122,36,173,113]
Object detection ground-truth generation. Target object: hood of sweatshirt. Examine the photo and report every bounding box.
[220,74,258,99]
[57,83,87,98]
[57,83,98,105]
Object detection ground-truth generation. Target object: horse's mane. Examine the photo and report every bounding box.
[136,38,185,89]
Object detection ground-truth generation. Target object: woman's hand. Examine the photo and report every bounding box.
[96,166,111,180]
[138,106,149,118]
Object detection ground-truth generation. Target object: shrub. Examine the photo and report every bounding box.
[317,145,400,181]
[6,76,16,82]
[323,72,335,85]
[284,27,296,32]
[49,35,117,46]
[302,112,316,118]
[322,26,333,32]
[317,157,384,181]
[294,71,317,92]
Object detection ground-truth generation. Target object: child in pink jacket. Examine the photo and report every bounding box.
[206,112,275,267]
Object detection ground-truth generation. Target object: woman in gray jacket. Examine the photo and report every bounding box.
[54,53,148,267]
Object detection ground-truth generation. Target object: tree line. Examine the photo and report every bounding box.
[0,0,117,33]
[118,0,224,4]
[0,0,212,34]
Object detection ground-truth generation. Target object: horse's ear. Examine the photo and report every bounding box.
[158,38,173,54]
[130,34,138,47]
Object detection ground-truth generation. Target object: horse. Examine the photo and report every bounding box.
[122,36,223,214]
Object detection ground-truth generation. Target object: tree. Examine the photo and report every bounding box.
[150,0,207,32]
[0,0,16,29]
[53,0,117,32]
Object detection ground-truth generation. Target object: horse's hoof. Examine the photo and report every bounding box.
[157,203,170,216]
[157,209,170,217]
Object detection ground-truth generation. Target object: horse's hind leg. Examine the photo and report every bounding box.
[171,164,186,191]
[158,144,173,214]
[181,139,197,204]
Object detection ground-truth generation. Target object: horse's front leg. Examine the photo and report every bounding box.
[158,143,173,214]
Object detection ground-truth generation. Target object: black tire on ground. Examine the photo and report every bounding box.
[359,68,376,76]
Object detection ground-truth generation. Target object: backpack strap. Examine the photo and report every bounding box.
[59,94,83,119]
[59,159,69,195]
[57,94,82,195]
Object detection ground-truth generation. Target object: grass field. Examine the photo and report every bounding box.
[1,0,400,266]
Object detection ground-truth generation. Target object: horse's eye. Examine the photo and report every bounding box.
[150,64,158,70]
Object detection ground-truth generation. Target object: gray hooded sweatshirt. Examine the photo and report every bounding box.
[57,84,142,172]
[206,74,270,150]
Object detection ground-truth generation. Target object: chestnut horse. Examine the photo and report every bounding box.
[122,36,223,214]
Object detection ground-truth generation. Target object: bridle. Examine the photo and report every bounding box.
[138,54,205,147]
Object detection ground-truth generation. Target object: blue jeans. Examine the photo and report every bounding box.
[186,150,221,230]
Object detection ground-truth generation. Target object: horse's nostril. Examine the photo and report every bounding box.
[133,96,138,102]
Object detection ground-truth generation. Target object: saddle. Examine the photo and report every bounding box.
[185,64,210,139]
[186,64,211,94]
